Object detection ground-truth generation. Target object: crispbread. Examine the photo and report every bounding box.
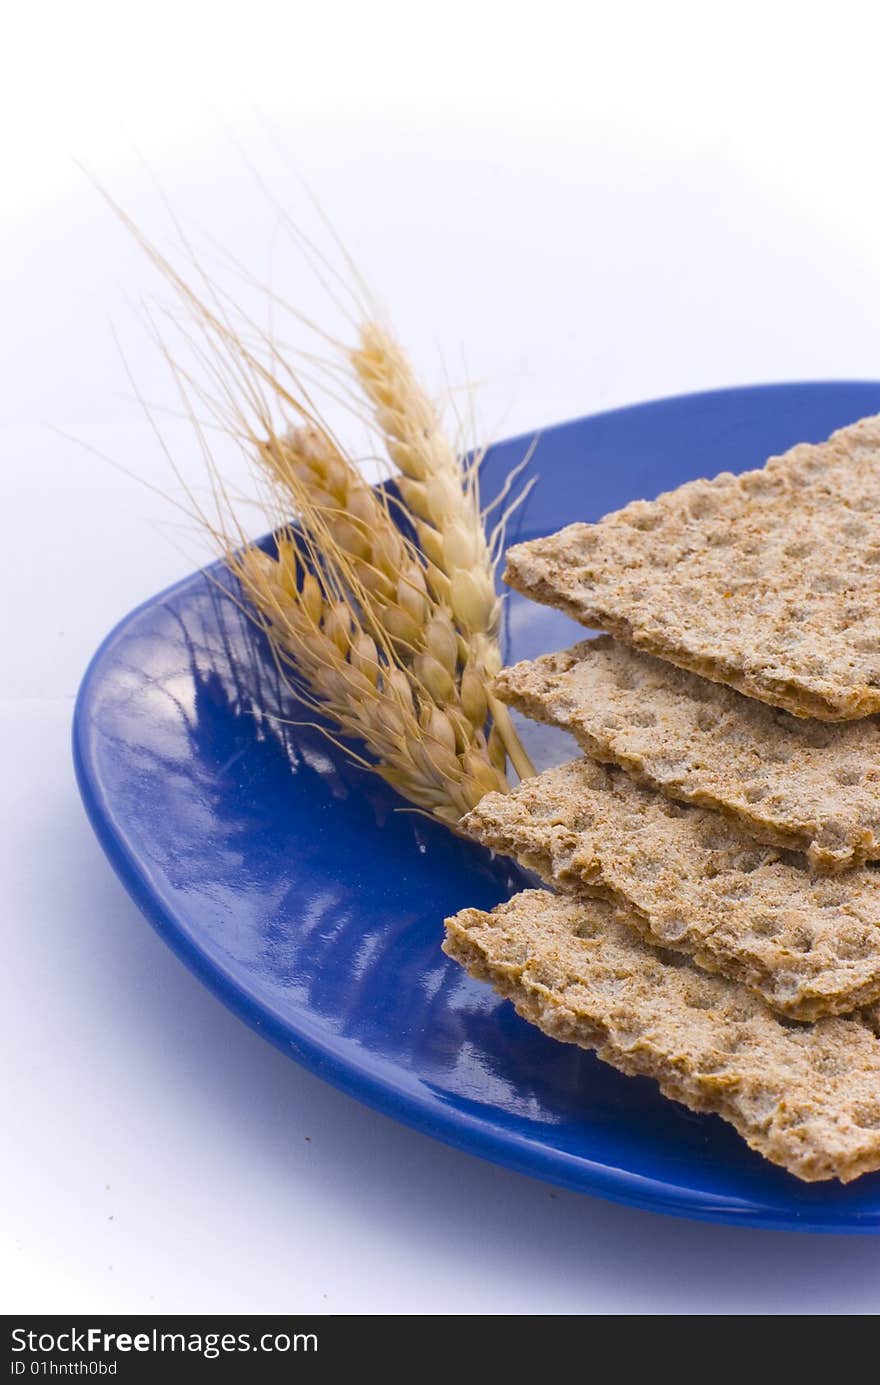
[495,637,880,872]
[504,415,880,721]
[463,759,880,1019]
[443,889,880,1182]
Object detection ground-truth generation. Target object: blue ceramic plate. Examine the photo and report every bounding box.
[74,381,880,1233]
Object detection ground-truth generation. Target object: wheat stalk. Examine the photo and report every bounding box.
[350,320,534,781]
[260,424,432,652]
[249,421,528,787]
[351,322,497,636]
[240,414,532,824]
[104,191,535,821]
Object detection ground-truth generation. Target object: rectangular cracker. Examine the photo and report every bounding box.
[496,637,880,872]
[444,889,880,1183]
[504,414,880,721]
[463,758,880,1020]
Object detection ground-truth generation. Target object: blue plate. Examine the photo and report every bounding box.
[74,381,880,1232]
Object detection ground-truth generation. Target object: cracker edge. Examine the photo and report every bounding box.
[443,900,880,1184]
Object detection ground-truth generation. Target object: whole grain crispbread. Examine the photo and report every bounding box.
[443,889,880,1182]
[495,637,880,872]
[462,759,880,1019]
[504,415,880,721]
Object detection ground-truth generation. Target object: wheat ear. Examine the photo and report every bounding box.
[105,194,534,815]
[350,321,534,781]
[230,528,509,824]
[254,423,507,752]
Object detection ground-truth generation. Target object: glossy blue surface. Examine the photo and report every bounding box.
[74,381,880,1232]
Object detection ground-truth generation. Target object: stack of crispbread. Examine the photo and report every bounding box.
[443,415,880,1182]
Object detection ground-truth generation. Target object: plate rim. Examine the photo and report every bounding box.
[73,379,880,1234]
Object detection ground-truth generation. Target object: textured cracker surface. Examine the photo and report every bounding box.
[443,889,880,1182]
[463,759,880,1019]
[504,415,880,720]
[496,637,880,872]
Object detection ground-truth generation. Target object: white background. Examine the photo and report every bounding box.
[3,0,880,1315]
